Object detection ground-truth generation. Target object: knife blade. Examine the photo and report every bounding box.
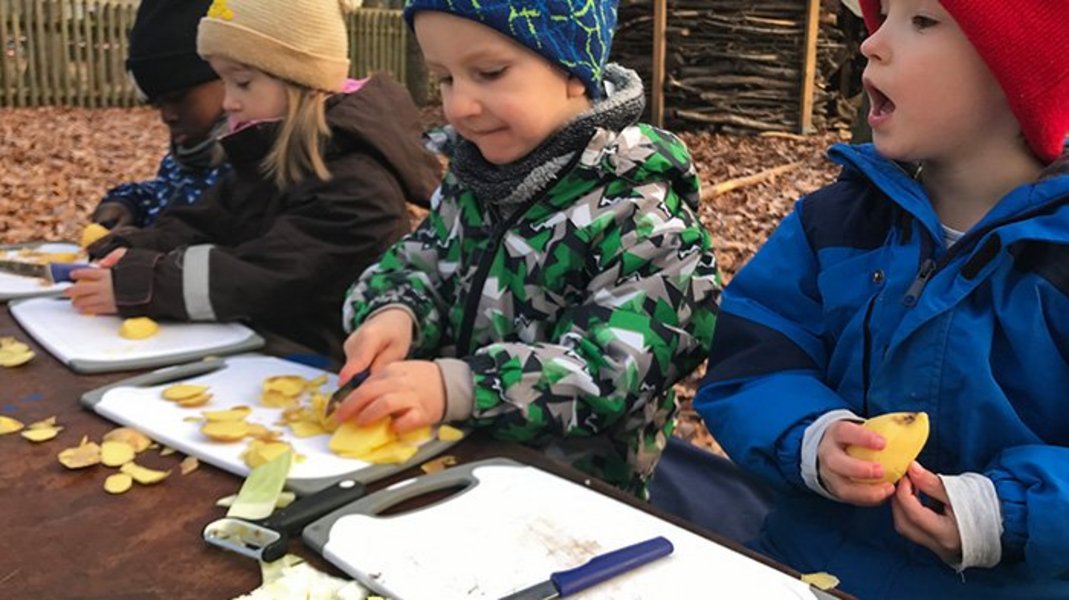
[0,259,91,283]
[499,536,674,600]
[324,369,371,418]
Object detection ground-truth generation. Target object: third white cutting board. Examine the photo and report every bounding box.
[304,459,820,599]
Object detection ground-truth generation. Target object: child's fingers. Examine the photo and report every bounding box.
[907,462,950,504]
[829,421,886,450]
[339,333,382,382]
[370,339,410,371]
[832,478,895,506]
[354,393,408,426]
[98,249,126,268]
[822,449,885,481]
[392,408,433,434]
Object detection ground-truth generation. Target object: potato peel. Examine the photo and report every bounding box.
[120,462,171,484]
[58,440,102,469]
[102,427,152,453]
[179,456,199,475]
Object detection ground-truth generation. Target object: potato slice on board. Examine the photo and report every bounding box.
[119,317,160,340]
[104,473,133,495]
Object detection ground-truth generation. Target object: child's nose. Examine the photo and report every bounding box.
[444,81,481,121]
[860,25,888,62]
[222,94,241,114]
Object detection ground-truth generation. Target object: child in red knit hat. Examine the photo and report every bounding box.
[693,0,1069,597]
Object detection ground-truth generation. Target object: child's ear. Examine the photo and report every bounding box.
[566,75,587,99]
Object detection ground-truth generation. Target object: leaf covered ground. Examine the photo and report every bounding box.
[0,106,845,453]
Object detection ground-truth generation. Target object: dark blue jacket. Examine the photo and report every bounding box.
[696,143,1069,599]
[99,153,230,227]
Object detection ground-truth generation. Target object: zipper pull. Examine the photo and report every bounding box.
[903,259,937,307]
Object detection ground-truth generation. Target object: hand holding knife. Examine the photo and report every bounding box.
[0,259,93,284]
[325,369,371,419]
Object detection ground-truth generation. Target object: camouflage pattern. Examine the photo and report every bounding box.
[344,124,722,496]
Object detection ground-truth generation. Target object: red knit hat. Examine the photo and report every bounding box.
[860,0,1069,164]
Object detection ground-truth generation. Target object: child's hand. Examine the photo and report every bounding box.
[332,360,445,432]
[891,462,963,565]
[64,267,117,315]
[91,203,134,228]
[338,308,415,383]
[97,248,127,268]
[817,420,896,506]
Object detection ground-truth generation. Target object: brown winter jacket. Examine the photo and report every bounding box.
[90,75,441,359]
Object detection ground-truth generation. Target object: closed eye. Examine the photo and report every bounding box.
[476,67,506,82]
[911,15,938,30]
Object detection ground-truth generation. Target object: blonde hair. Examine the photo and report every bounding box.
[262,83,333,189]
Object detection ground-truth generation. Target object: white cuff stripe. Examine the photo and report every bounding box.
[182,245,216,321]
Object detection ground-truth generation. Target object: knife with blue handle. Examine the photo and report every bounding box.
[324,368,371,418]
[499,536,674,600]
[0,259,92,283]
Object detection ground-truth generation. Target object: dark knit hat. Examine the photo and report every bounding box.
[403,0,619,99]
[126,0,219,102]
[860,0,1069,164]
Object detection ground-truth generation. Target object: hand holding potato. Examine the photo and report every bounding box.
[817,420,896,506]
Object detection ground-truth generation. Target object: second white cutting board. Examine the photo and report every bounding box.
[304,459,820,599]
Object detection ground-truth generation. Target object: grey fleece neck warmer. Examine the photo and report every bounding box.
[451,64,646,215]
[172,116,228,171]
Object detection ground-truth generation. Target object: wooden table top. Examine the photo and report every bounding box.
[0,305,847,600]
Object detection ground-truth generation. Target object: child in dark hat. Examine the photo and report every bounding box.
[91,0,229,230]
[696,0,1069,596]
[332,0,722,497]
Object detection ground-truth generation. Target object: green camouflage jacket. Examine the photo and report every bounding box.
[344,122,721,495]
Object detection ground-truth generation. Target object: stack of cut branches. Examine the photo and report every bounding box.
[612,0,857,134]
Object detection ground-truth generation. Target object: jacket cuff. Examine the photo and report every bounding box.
[941,472,1003,570]
[801,409,863,500]
[434,357,474,422]
[112,249,163,312]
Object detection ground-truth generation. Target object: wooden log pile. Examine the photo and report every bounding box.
[612,0,856,134]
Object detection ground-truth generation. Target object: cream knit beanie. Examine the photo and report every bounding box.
[197,0,358,92]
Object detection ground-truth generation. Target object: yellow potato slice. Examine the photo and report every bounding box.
[179,456,199,475]
[28,416,58,429]
[42,252,80,263]
[0,349,35,367]
[102,427,153,453]
[80,223,110,249]
[161,384,210,401]
[241,441,294,469]
[260,389,299,408]
[0,416,25,435]
[305,373,328,391]
[159,446,176,457]
[104,473,133,495]
[58,440,102,469]
[176,393,213,408]
[398,426,432,445]
[201,420,250,442]
[0,338,30,353]
[263,376,306,398]
[437,424,465,442]
[420,455,458,475]
[120,462,171,484]
[354,441,419,465]
[100,440,136,467]
[801,572,841,591]
[119,317,160,340]
[329,418,396,457]
[288,420,327,438]
[21,426,62,442]
[202,406,252,422]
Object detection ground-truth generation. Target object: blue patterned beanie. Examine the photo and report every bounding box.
[404,0,618,99]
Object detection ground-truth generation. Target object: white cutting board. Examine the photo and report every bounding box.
[0,242,79,300]
[10,296,263,372]
[309,461,818,599]
[83,354,462,495]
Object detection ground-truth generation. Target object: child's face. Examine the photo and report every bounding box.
[207,57,289,128]
[861,0,1019,164]
[154,80,225,148]
[414,12,591,165]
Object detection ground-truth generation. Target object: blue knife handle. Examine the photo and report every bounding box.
[551,536,674,596]
[49,262,92,283]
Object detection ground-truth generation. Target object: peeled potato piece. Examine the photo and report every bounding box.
[120,462,171,484]
[58,439,102,469]
[21,426,62,442]
[398,426,432,445]
[102,427,152,453]
[100,440,136,467]
[354,441,419,465]
[201,420,250,442]
[119,317,159,340]
[242,440,294,469]
[263,376,306,398]
[104,473,133,494]
[329,418,395,457]
[176,393,213,408]
[0,416,25,435]
[81,223,110,249]
[202,406,252,422]
[161,384,210,401]
[437,424,465,442]
[0,349,34,367]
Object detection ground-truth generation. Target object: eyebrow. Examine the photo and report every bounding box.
[426,48,508,70]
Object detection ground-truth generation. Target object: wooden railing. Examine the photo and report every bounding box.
[0,0,410,108]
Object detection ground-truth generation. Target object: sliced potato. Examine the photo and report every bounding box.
[354,441,419,465]
[201,420,250,442]
[100,440,136,467]
[80,223,110,249]
[288,420,326,438]
[0,416,25,435]
[21,426,62,442]
[398,426,432,445]
[263,376,306,398]
[119,317,159,340]
[242,440,294,469]
[120,462,171,484]
[102,427,152,453]
[161,383,210,401]
[58,440,102,469]
[0,349,34,367]
[329,418,396,457]
[202,406,252,422]
[437,424,465,442]
[176,393,213,408]
[104,473,133,494]
[179,456,199,475]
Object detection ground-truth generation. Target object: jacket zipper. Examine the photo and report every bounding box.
[899,196,1069,307]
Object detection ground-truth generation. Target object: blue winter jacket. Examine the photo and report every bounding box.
[98,153,230,227]
[695,143,1069,599]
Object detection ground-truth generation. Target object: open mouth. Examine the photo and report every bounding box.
[865,81,895,118]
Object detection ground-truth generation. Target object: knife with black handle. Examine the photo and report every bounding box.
[499,536,674,600]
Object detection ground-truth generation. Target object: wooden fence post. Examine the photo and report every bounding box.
[650,0,666,128]
[799,0,820,133]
